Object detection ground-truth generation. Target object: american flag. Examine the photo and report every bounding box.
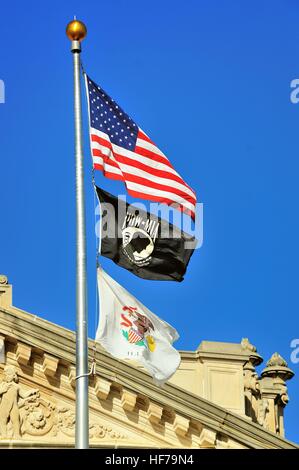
[85,75,197,219]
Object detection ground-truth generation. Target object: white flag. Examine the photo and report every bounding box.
[96,266,181,384]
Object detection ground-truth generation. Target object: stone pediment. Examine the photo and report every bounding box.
[0,353,221,449]
[0,279,297,449]
[0,368,179,448]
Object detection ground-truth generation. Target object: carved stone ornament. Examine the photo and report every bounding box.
[279,382,289,405]
[267,353,288,368]
[257,398,269,428]
[0,366,39,439]
[244,368,260,394]
[56,407,126,440]
[56,406,76,437]
[22,398,56,436]
[0,275,8,285]
[89,423,126,440]
[241,338,257,353]
[0,365,57,439]
[262,353,294,381]
[0,367,126,441]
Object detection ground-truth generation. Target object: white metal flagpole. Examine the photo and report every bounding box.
[66,19,89,449]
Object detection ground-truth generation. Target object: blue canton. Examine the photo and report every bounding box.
[87,76,138,150]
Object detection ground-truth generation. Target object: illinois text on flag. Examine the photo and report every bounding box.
[85,75,197,219]
[96,266,181,384]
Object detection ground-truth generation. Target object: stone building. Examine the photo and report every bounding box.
[0,274,297,448]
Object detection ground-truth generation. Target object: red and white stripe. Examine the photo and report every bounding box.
[128,329,143,344]
[89,127,197,219]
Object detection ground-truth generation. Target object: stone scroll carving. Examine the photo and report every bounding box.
[89,423,126,440]
[56,407,126,439]
[22,398,56,437]
[56,407,76,437]
[0,366,126,441]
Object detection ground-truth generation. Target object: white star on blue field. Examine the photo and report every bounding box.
[87,76,138,149]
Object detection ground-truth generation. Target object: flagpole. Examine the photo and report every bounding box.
[66,19,89,449]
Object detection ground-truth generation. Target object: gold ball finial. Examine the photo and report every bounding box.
[66,19,87,42]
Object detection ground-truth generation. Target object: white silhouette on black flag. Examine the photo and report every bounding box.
[96,186,196,281]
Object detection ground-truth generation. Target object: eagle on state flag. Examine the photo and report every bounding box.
[96,266,181,384]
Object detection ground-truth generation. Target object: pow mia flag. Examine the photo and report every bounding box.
[96,187,196,282]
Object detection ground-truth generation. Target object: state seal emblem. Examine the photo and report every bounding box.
[120,306,156,352]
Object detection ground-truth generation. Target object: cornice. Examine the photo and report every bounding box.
[0,305,297,449]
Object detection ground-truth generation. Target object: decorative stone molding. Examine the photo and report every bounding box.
[215,438,230,449]
[198,427,216,448]
[241,339,263,366]
[261,353,294,405]
[94,377,111,401]
[0,371,128,441]
[241,338,257,352]
[56,406,76,437]
[22,396,56,437]
[0,365,39,438]
[0,276,8,285]
[16,343,32,366]
[0,294,298,449]
[173,415,190,437]
[0,369,127,442]
[0,335,5,364]
[257,398,269,428]
[258,353,294,437]
[120,389,137,412]
[89,423,126,440]
[244,361,260,394]
[68,366,76,388]
[243,359,260,422]
[42,354,59,377]
[146,402,163,425]
[215,435,245,449]
[241,349,294,437]
[0,276,12,308]
[267,352,287,367]
[262,353,294,381]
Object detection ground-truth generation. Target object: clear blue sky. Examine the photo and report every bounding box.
[1,0,298,442]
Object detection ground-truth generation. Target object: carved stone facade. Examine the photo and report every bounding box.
[167,338,295,440]
[0,364,128,446]
[243,350,294,436]
[0,276,297,449]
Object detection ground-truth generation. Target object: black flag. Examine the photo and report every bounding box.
[96,187,196,281]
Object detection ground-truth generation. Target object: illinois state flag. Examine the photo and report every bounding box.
[96,266,181,384]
